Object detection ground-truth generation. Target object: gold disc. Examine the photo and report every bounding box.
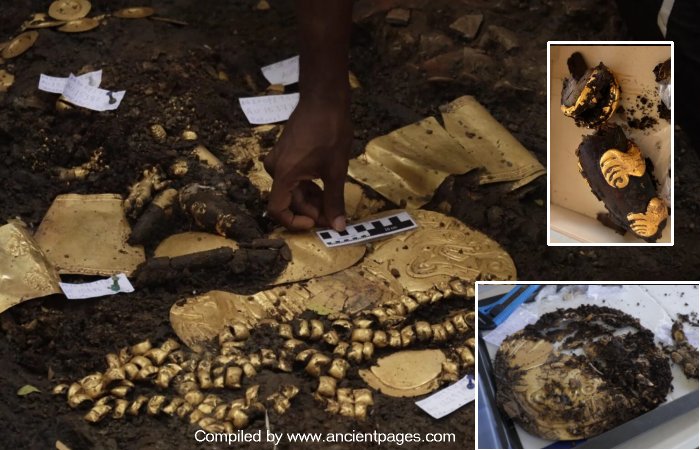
[359,350,446,397]
[58,17,100,33]
[113,7,155,19]
[1,31,39,59]
[48,0,92,21]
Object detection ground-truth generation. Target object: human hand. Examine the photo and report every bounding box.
[264,97,351,231]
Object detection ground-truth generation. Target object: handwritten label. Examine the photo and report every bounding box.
[261,55,299,86]
[416,375,475,419]
[39,70,102,93]
[38,70,125,111]
[59,273,134,299]
[239,93,299,124]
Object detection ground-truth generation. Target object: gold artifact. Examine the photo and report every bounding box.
[626,197,668,238]
[0,70,14,92]
[1,31,39,59]
[53,148,104,181]
[22,13,66,29]
[150,124,167,142]
[368,210,516,293]
[34,194,145,276]
[599,145,646,188]
[154,232,240,259]
[359,350,446,397]
[191,145,223,171]
[181,130,198,141]
[0,221,61,314]
[124,166,169,217]
[58,18,100,33]
[495,306,671,441]
[48,0,91,21]
[113,7,156,19]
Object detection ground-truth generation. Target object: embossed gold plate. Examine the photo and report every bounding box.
[34,194,145,276]
[58,17,100,33]
[1,31,39,59]
[599,145,645,188]
[627,197,668,238]
[113,7,155,19]
[359,350,446,397]
[0,221,61,314]
[0,69,15,92]
[368,209,516,293]
[154,232,239,258]
[48,0,92,21]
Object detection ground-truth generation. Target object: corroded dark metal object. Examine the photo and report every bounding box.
[561,52,620,128]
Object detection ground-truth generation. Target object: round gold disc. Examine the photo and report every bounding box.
[48,0,91,21]
[113,7,155,19]
[1,31,39,59]
[58,17,100,33]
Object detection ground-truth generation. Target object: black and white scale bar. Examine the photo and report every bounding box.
[316,211,418,248]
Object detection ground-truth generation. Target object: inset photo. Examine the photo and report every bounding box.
[477,283,699,449]
[547,42,673,245]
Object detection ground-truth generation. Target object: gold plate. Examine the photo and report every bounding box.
[48,0,92,21]
[34,194,145,276]
[113,7,155,19]
[0,221,61,314]
[627,197,668,238]
[0,70,15,92]
[359,350,446,397]
[23,13,66,29]
[1,31,39,59]
[269,228,366,285]
[599,145,645,189]
[367,210,516,293]
[154,232,239,258]
[58,17,100,33]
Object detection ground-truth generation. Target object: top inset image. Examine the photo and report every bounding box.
[547,43,673,246]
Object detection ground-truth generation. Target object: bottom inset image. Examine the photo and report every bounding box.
[477,283,699,449]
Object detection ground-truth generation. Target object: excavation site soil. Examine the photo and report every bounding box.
[1,0,698,449]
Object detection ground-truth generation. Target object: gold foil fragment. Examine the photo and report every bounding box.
[367,210,516,292]
[1,32,39,59]
[0,221,61,314]
[359,349,446,397]
[599,145,646,189]
[58,17,100,33]
[192,145,224,171]
[49,0,91,21]
[627,197,669,238]
[113,7,155,19]
[154,232,239,258]
[181,130,198,141]
[23,13,66,29]
[33,194,146,276]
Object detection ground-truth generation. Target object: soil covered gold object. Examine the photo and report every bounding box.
[155,232,239,259]
[576,125,668,242]
[1,31,39,59]
[0,221,61,314]
[113,7,155,19]
[0,70,15,92]
[560,52,620,128]
[368,210,516,293]
[48,0,91,21]
[34,194,145,276]
[495,305,672,441]
[359,350,446,397]
[58,17,100,33]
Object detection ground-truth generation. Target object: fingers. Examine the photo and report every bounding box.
[322,175,346,232]
[267,180,315,231]
[291,181,323,223]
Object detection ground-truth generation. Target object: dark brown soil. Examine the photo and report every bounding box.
[1,0,698,449]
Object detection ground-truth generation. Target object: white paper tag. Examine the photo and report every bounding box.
[38,70,124,111]
[239,93,299,124]
[483,308,539,347]
[60,273,134,299]
[416,374,475,419]
[316,211,418,247]
[261,55,299,86]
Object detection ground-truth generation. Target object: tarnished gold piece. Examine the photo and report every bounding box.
[49,0,91,21]
[192,145,223,171]
[269,228,366,285]
[181,130,198,141]
[348,71,361,89]
[154,232,239,258]
[599,145,645,188]
[627,197,668,238]
[150,124,167,142]
[113,7,156,19]
[561,69,621,123]
[0,70,15,92]
[359,349,446,397]
[34,194,146,276]
[368,210,516,292]
[58,18,100,33]
[0,221,61,314]
[124,166,169,217]
[23,13,66,29]
[1,31,39,59]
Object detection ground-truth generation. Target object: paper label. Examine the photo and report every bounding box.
[38,70,124,111]
[261,55,299,86]
[239,93,299,125]
[416,375,475,419]
[483,308,539,347]
[316,211,418,247]
[59,273,134,299]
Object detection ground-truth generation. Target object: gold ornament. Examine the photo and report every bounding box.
[599,145,646,188]
[626,197,668,238]
[48,0,91,21]
[1,31,39,59]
